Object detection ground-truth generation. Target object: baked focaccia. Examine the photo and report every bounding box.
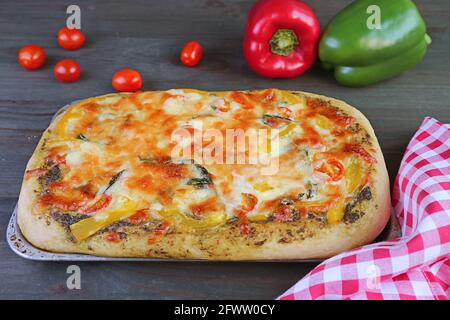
[18,89,390,260]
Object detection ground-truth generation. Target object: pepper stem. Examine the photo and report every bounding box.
[269,29,299,56]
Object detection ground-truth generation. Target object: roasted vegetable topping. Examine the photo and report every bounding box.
[70,196,137,241]
[128,209,149,225]
[76,133,88,141]
[313,158,345,181]
[104,170,125,193]
[187,164,213,189]
[159,209,227,233]
[327,198,346,224]
[345,157,365,193]
[24,168,48,179]
[81,194,112,215]
[187,178,211,189]
[262,114,293,128]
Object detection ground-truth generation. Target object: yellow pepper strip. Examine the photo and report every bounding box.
[281,90,303,105]
[266,136,272,153]
[254,182,273,192]
[70,196,137,242]
[264,123,297,153]
[345,157,365,194]
[57,107,84,139]
[180,88,207,95]
[278,123,297,137]
[315,115,333,130]
[45,139,82,148]
[158,209,227,233]
[327,198,348,224]
[248,214,268,222]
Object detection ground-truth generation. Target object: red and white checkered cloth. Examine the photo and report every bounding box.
[278,117,450,300]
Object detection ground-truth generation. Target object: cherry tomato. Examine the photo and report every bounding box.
[18,44,46,70]
[54,59,81,83]
[180,41,203,67]
[111,68,142,92]
[57,27,85,50]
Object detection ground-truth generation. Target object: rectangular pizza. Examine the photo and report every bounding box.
[17,89,390,260]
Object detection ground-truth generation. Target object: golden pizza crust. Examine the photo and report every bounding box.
[17,90,391,260]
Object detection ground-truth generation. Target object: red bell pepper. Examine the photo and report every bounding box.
[81,194,112,215]
[313,158,345,181]
[243,0,320,78]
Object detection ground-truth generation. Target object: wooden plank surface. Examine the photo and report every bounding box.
[0,0,449,299]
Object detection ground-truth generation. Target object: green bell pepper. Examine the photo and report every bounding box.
[319,0,431,87]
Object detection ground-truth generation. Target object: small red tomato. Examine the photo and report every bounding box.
[112,68,142,92]
[18,44,46,70]
[57,27,85,50]
[180,41,203,67]
[54,59,81,83]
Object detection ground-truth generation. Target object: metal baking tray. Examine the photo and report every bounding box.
[6,100,402,261]
[7,204,401,262]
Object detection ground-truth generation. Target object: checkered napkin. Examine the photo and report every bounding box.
[278,117,450,300]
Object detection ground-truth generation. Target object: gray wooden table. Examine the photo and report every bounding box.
[0,0,449,299]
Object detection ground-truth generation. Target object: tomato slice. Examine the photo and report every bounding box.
[50,154,66,165]
[129,209,148,224]
[24,168,48,179]
[313,158,345,181]
[241,193,258,212]
[233,193,258,236]
[344,144,377,164]
[81,194,112,214]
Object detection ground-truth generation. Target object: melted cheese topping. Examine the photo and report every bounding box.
[35,89,376,238]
